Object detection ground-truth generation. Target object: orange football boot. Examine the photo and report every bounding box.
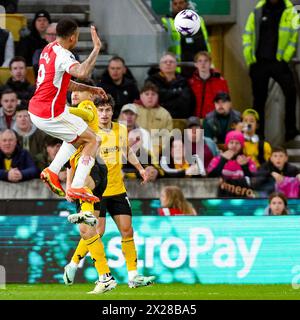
[40,167,65,197]
[67,187,100,203]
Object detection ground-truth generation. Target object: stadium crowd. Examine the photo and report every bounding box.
[0,0,300,202]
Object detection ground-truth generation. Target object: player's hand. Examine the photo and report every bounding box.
[65,189,74,202]
[91,87,107,101]
[90,25,101,51]
[139,168,150,185]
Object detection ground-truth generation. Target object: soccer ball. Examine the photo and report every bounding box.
[174,9,201,36]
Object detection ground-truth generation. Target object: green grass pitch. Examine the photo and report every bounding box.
[1,284,299,300]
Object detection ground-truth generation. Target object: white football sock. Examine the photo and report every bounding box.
[69,260,78,268]
[128,270,138,282]
[49,141,76,174]
[71,156,95,188]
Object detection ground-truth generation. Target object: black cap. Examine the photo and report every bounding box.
[214,92,231,103]
[187,116,201,128]
[34,10,51,24]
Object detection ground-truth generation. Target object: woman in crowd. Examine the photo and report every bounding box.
[265,192,289,216]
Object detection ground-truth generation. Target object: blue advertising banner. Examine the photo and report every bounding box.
[1,216,300,285]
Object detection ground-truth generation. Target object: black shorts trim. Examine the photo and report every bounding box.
[96,192,132,217]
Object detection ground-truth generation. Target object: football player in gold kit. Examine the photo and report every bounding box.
[64,88,155,292]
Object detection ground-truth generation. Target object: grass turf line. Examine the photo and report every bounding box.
[0,284,299,300]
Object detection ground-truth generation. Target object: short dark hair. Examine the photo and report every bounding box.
[15,101,29,113]
[73,78,96,87]
[214,92,231,103]
[9,56,27,69]
[271,146,288,156]
[108,56,126,66]
[94,94,115,111]
[56,18,78,38]
[0,88,17,99]
[141,82,159,94]
[45,135,62,147]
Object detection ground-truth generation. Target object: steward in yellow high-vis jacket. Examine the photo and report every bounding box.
[242,0,299,141]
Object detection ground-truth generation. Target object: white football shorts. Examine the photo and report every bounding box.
[29,108,88,143]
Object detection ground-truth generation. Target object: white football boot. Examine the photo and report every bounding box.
[128,275,155,288]
[87,276,117,294]
[68,211,97,227]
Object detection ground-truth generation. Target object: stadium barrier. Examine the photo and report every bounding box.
[1,215,300,284]
[0,178,219,199]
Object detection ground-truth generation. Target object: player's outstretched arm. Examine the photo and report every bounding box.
[68,80,107,100]
[69,25,101,79]
[127,147,150,184]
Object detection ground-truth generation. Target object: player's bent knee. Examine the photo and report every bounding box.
[79,224,97,240]
[120,226,134,239]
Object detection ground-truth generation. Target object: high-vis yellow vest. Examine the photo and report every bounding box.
[243,0,298,66]
[161,16,211,71]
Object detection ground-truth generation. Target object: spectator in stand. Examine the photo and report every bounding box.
[161,0,211,77]
[32,23,57,77]
[0,88,18,130]
[243,0,299,141]
[145,52,195,118]
[35,135,66,182]
[160,136,202,177]
[134,82,173,132]
[0,56,35,102]
[118,103,152,153]
[12,103,47,170]
[237,108,272,168]
[0,27,14,67]
[0,129,39,182]
[96,56,139,118]
[188,51,229,119]
[158,185,197,216]
[252,147,300,197]
[17,9,51,66]
[0,0,18,13]
[264,192,289,215]
[203,92,241,146]
[185,116,219,171]
[207,130,257,198]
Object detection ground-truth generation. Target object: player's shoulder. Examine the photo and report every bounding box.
[78,99,96,111]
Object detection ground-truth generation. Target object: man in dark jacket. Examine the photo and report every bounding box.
[16,9,51,66]
[0,56,35,102]
[97,56,140,118]
[0,129,39,182]
[203,92,241,145]
[146,52,195,118]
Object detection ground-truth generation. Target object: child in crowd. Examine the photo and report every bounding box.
[238,108,272,168]
[207,130,257,197]
[158,185,197,216]
[265,192,289,215]
[252,147,300,198]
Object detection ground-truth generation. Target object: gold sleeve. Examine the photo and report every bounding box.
[69,107,94,122]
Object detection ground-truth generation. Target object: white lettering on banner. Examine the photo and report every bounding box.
[160,237,187,268]
[145,237,162,268]
[213,237,236,268]
[107,236,124,268]
[236,237,262,278]
[106,228,263,279]
[190,228,214,267]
